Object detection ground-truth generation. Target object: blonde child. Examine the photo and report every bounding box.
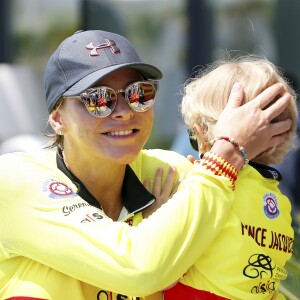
[161,56,297,300]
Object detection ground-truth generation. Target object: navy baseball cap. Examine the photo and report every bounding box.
[44,30,163,113]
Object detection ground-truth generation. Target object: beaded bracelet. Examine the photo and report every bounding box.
[195,151,238,190]
[210,136,249,167]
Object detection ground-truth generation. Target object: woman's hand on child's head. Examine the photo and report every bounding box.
[213,82,292,164]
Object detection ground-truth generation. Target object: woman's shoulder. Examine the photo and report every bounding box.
[0,150,57,175]
[133,149,193,173]
[141,148,189,160]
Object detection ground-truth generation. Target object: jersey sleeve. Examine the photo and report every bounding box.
[0,152,234,296]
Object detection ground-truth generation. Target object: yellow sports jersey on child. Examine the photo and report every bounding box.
[164,162,294,300]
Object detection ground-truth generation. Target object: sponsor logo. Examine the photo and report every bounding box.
[263,193,280,219]
[43,179,76,199]
[251,280,276,294]
[81,213,104,223]
[86,39,120,56]
[241,223,293,253]
[63,202,91,216]
[96,290,141,300]
[243,253,275,279]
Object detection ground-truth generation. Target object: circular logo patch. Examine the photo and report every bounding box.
[43,179,76,199]
[263,193,280,219]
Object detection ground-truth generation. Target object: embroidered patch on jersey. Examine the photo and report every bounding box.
[263,192,280,219]
[43,179,77,199]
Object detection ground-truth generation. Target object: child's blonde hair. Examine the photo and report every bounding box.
[181,55,298,165]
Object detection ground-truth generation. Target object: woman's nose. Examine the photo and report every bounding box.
[110,93,134,120]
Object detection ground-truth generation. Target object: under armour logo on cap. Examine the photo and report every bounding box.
[86,39,120,56]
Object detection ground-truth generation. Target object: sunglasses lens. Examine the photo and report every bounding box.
[127,82,156,112]
[81,88,117,117]
[80,81,157,117]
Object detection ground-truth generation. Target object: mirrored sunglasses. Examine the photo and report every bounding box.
[74,80,158,118]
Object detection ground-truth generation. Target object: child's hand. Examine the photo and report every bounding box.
[143,166,180,218]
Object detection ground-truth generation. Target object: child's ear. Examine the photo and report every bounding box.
[194,123,210,153]
[188,128,199,151]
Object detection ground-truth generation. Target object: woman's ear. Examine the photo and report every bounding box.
[49,109,64,135]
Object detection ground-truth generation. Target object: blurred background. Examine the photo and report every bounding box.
[0,0,299,298]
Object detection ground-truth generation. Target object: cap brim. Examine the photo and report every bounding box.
[63,62,162,97]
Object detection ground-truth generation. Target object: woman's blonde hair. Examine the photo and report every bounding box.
[181,55,298,165]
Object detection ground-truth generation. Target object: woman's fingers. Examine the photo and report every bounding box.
[263,92,291,121]
[252,82,285,110]
[269,118,293,137]
[224,82,244,109]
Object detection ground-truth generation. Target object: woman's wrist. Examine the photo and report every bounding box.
[195,151,238,190]
[193,138,247,190]
[210,139,246,170]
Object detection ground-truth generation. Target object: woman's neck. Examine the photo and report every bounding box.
[62,150,126,220]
